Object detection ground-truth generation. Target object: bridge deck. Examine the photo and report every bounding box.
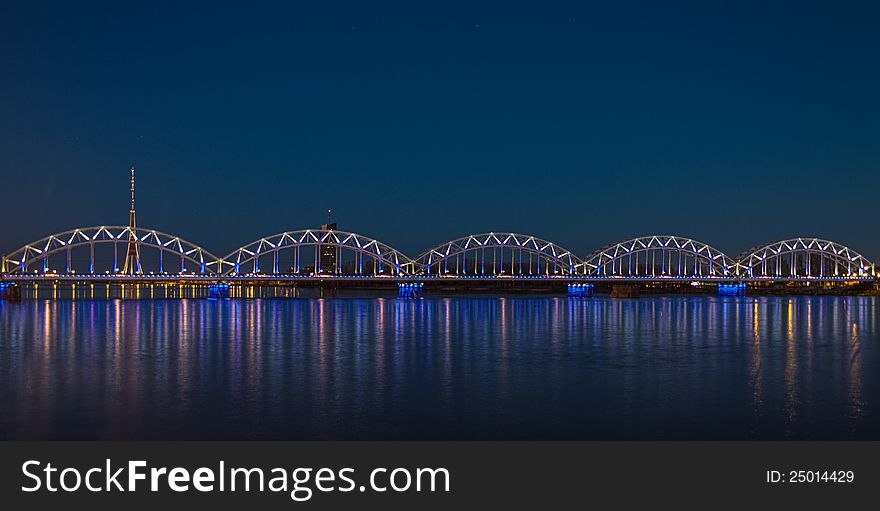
[1,273,875,284]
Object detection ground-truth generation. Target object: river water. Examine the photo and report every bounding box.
[0,295,876,439]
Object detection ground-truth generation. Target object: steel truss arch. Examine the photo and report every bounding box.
[413,232,584,276]
[735,238,875,278]
[583,235,736,277]
[220,229,416,276]
[1,226,220,274]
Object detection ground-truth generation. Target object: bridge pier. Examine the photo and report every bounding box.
[567,283,594,298]
[398,282,423,299]
[0,282,21,302]
[718,282,747,296]
[207,282,231,299]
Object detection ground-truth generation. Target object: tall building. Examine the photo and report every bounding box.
[319,221,337,274]
[122,166,142,274]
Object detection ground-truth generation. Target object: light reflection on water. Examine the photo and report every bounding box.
[0,295,876,439]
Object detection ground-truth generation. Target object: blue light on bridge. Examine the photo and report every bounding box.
[567,283,594,298]
[717,282,747,296]
[207,282,231,299]
[397,282,423,299]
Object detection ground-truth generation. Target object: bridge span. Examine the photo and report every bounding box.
[3,171,874,297]
[2,228,875,287]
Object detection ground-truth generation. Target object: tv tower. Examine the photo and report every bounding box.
[122,166,142,274]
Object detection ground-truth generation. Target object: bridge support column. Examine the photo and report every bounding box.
[567,283,594,298]
[0,282,21,302]
[207,282,230,299]
[718,282,747,296]
[397,282,423,299]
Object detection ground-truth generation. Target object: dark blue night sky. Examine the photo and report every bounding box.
[1,1,877,259]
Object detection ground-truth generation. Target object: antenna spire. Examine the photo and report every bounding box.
[130,166,136,211]
[122,166,142,274]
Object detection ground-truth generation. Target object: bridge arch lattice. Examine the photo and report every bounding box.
[413,232,584,276]
[735,238,875,278]
[583,235,735,277]
[1,226,220,275]
[219,229,415,276]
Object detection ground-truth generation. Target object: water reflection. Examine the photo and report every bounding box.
[848,318,864,431]
[783,300,798,433]
[0,295,877,440]
[750,300,763,430]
